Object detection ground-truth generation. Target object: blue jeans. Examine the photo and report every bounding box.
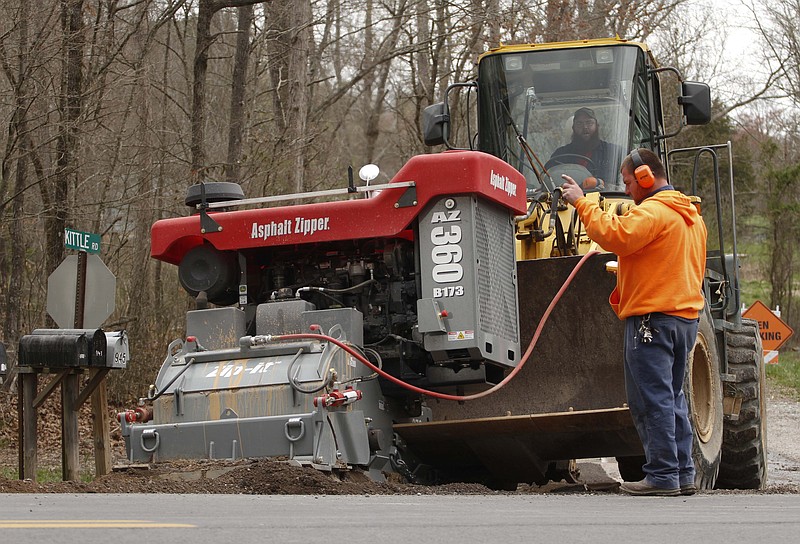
[624,313,698,489]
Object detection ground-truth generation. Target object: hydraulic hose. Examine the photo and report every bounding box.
[287,348,335,394]
[269,250,601,402]
[295,279,378,298]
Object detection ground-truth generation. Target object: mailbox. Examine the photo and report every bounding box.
[104,330,129,369]
[19,329,106,368]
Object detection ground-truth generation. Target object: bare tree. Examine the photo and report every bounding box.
[46,0,85,277]
[361,0,409,164]
[0,0,36,385]
[225,4,255,183]
[755,0,800,105]
[261,0,312,192]
[738,0,800,339]
[192,0,266,183]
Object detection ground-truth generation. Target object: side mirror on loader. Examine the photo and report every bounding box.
[680,81,712,125]
[422,102,449,146]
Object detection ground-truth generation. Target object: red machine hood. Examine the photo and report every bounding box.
[151,151,527,265]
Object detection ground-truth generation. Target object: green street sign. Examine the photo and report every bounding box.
[64,227,101,254]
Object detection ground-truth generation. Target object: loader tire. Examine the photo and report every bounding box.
[684,309,724,490]
[715,318,768,489]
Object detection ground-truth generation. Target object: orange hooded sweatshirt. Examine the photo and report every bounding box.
[573,189,707,320]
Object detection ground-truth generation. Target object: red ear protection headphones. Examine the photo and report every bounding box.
[630,149,655,189]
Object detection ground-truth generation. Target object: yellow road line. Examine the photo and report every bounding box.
[0,520,195,529]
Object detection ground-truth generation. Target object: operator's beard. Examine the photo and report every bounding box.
[571,133,600,152]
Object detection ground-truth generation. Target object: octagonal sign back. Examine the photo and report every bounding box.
[47,254,116,329]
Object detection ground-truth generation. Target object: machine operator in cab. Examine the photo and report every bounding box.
[545,107,622,187]
[560,148,707,497]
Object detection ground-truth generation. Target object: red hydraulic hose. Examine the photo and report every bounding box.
[274,250,601,402]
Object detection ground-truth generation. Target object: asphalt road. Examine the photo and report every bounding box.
[1,493,799,543]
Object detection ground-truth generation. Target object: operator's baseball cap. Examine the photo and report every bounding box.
[573,107,597,121]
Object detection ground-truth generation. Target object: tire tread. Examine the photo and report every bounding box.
[716,318,768,490]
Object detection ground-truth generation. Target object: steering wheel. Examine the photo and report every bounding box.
[545,153,598,170]
[546,163,603,193]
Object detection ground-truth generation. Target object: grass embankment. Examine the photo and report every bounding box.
[767,349,800,399]
[0,464,95,483]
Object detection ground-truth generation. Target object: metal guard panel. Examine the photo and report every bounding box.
[395,407,643,464]
[151,151,526,265]
[428,253,626,420]
[126,412,317,462]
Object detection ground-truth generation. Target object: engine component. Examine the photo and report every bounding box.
[178,244,239,305]
[118,406,153,424]
[314,387,363,408]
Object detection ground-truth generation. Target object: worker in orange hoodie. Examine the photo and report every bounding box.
[561,148,707,497]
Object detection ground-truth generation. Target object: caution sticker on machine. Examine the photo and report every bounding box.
[448,330,474,341]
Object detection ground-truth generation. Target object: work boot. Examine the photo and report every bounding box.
[680,483,697,496]
[619,479,680,496]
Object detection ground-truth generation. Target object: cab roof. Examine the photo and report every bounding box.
[479,37,657,66]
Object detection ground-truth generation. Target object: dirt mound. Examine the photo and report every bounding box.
[0,458,500,495]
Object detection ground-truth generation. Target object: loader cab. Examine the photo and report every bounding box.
[424,39,711,194]
[478,43,653,193]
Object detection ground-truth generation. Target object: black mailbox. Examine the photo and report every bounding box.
[19,329,106,368]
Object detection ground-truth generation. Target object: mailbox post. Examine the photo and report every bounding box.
[17,228,127,481]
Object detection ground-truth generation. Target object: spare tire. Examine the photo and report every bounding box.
[185,181,244,208]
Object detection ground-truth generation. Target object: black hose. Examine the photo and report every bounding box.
[147,350,198,401]
[287,348,334,394]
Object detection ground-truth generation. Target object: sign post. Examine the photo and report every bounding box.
[742,300,795,365]
[19,227,119,482]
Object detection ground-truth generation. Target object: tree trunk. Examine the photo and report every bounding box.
[363,2,405,164]
[287,0,312,192]
[193,0,264,183]
[191,0,216,184]
[1,0,30,387]
[225,4,255,183]
[362,0,376,161]
[48,0,85,276]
